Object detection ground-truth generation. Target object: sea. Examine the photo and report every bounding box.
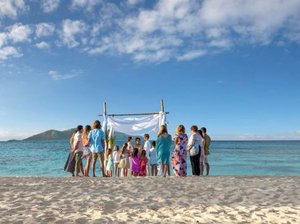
[0,140,299,176]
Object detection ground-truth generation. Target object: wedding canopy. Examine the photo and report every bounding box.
[102,112,166,136]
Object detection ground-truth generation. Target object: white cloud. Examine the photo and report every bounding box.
[0,33,7,47]
[133,49,173,63]
[0,23,32,61]
[71,0,102,11]
[7,23,32,43]
[177,50,206,61]
[208,39,232,48]
[35,41,50,49]
[0,46,22,60]
[3,0,300,64]
[127,0,143,6]
[41,0,60,13]
[200,0,300,44]
[35,23,55,38]
[0,0,26,18]
[60,19,86,48]
[86,0,300,62]
[48,70,80,80]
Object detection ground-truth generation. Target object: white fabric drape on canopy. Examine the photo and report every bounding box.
[102,112,166,136]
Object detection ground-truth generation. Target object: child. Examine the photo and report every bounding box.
[118,143,128,177]
[131,148,139,176]
[125,145,131,176]
[149,141,158,176]
[113,145,120,177]
[105,148,113,177]
[139,150,148,176]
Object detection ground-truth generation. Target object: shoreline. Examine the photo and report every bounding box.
[1,176,299,223]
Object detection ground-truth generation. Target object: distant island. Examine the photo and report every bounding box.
[24,129,133,141]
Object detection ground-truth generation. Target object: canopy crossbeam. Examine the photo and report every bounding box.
[98,99,169,117]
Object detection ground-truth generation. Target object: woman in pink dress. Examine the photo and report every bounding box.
[131,148,139,176]
[139,150,148,176]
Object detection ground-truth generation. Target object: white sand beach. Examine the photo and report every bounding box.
[0,176,299,223]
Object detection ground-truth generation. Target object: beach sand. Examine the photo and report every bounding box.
[0,176,299,223]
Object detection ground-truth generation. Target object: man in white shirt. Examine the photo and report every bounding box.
[144,134,151,176]
[187,125,201,176]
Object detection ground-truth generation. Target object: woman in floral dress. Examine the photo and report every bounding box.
[172,125,188,177]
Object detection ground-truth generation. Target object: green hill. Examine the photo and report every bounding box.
[24,129,135,141]
[24,129,75,141]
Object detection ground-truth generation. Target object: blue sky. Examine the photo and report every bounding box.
[1,0,300,140]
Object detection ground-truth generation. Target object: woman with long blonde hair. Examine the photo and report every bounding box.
[82,125,92,176]
[172,124,188,177]
[156,125,172,177]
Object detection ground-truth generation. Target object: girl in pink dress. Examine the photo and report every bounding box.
[131,148,139,176]
[139,150,148,176]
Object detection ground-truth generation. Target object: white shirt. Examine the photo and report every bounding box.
[144,140,151,159]
[73,132,83,152]
[188,133,201,151]
[113,151,120,163]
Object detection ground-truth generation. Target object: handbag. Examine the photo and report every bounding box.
[189,146,199,156]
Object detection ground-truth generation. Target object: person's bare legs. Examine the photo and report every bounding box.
[114,164,119,177]
[200,154,205,176]
[92,154,97,177]
[146,164,150,176]
[167,163,171,176]
[122,168,125,177]
[163,164,168,177]
[154,165,158,176]
[84,156,92,176]
[97,152,106,177]
[80,165,84,176]
[205,163,210,176]
[107,170,112,177]
[160,164,164,177]
[200,162,204,176]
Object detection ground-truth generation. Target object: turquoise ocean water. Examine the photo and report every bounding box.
[0,140,299,176]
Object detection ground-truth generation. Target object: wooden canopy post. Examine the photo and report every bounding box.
[160,99,167,127]
[103,101,108,152]
[160,99,165,113]
[102,101,108,174]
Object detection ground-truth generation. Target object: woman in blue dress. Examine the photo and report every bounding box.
[156,125,172,177]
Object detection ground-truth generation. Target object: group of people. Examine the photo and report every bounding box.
[105,136,156,177]
[64,120,211,177]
